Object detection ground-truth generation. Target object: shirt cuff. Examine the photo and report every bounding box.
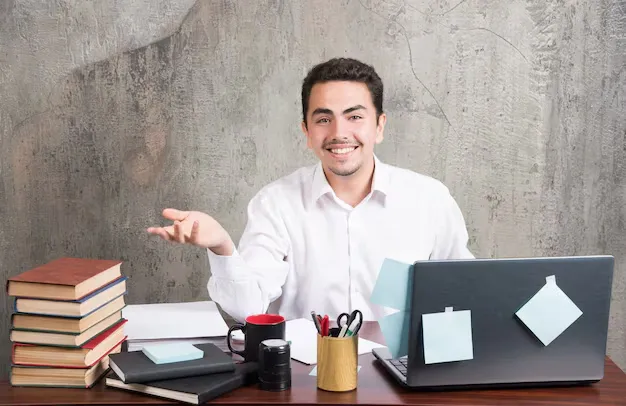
[206,247,245,278]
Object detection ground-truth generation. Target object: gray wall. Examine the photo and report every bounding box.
[1,0,624,379]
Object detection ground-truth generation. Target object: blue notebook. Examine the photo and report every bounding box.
[142,342,204,364]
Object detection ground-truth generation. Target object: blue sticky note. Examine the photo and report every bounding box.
[370,258,413,311]
[515,275,583,346]
[379,310,411,358]
[422,307,473,364]
[141,343,204,364]
[370,258,414,358]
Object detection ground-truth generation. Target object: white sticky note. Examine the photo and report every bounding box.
[422,307,473,364]
[515,275,583,346]
[309,365,361,376]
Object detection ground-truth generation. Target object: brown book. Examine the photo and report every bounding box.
[12,322,126,368]
[13,277,126,317]
[11,295,126,334]
[10,315,126,347]
[7,257,122,301]
[10,356,111,387]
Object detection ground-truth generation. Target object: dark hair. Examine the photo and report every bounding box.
[301,57,384,126]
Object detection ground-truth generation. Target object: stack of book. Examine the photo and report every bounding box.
[6,257,129,388]
[105,343,259,404]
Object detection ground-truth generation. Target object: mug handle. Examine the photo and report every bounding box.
[227,323,246,357]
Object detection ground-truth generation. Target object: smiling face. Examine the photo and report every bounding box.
[301,80,386,177]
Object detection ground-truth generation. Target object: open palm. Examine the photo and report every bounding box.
[147,208,231,252]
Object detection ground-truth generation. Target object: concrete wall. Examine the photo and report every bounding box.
[1,0,624,378]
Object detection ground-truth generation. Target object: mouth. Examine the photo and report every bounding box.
[325,145,359,158]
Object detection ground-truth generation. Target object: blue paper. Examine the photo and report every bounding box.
[515,275,583,346]
[370,258,413,311]
[370,258,413,358]
[422,307,473,364]
[379,310,411,358]
[141,342,204,364]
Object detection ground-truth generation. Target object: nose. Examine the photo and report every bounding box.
[332,117,350,139]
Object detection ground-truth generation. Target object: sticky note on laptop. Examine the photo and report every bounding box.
[515,275,583,346]
[422,307,473,364]
[378,310,410,360]
[370,258,413,358]
[141,342,204,364]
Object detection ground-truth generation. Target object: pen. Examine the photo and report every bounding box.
[320,315,329,336]
[311,311,322,334]
[343,318,362,337]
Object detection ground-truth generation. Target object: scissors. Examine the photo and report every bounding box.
[337,309,363,337]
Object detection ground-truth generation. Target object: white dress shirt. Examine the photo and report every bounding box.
[207,156,474,323]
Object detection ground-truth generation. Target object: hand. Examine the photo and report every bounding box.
[147,209,234,255]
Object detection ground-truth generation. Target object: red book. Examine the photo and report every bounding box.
[12,319,127,368]
[7,257,122,300]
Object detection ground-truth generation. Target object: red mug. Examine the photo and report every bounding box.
[227,314,286,362]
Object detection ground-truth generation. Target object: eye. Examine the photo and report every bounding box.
[349,115,362,120]
[316,117,330,124]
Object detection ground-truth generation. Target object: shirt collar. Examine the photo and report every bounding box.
[310,155,390,206]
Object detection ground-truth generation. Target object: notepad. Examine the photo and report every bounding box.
[109,343,234,383]
[142,342,204,364]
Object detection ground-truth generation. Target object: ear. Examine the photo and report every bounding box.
[301,120,313,149]
[375,113,386,144]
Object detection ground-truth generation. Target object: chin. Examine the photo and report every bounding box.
[328,163,361,177]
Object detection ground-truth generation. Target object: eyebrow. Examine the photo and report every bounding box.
[311,105,367,117]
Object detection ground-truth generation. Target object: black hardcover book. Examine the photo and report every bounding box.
[105,362,259,404]
[108,343,235,383]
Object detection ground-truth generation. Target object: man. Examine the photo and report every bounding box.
[147,57,473,323]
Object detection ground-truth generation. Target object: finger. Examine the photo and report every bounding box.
[189,220,200,243]
[174,221,186,244]
[147,227,173,241]
[164,225,179,239]
[158,229,173,241]
[162,208,190,222]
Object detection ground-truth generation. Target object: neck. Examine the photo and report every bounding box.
[325,157,375,207]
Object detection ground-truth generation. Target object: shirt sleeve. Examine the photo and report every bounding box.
[431,187,474,260]
[206,191,290,323]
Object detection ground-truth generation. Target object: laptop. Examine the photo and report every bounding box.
[372,255,614,389]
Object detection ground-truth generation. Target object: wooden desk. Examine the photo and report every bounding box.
[2,322,625,405]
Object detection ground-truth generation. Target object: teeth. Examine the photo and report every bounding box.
[330,147,356,154]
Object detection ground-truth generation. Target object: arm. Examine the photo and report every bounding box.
[207,192,290,322]
[430,187,474,260]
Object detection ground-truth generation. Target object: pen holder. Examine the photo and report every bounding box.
[316,329,358,392]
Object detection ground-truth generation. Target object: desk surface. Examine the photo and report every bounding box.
[1,322,625,406]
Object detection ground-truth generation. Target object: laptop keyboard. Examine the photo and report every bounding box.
[389,358,408,376]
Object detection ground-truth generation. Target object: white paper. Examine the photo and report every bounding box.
[122,301,229,340]
[309,365,361,376]
[232,318,382,364]
[127,337,228,352]
[515,275,583,346]
[422,307,473,364]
